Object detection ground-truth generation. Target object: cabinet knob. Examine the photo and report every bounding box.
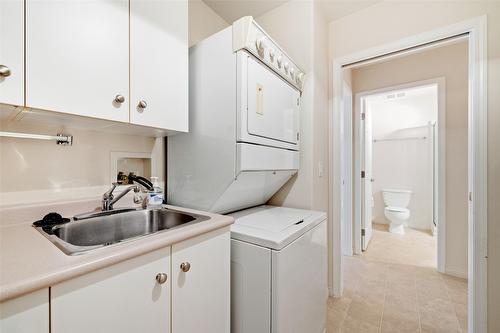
[114,94,125,104]
[156,273,168,284]
[180,262,191,272]
[0,65,11,77]
[137,100,147,109]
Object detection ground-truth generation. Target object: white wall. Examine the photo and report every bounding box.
[188,0,228,47]
[368,85,437,231]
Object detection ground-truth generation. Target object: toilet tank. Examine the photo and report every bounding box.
[382,189,412,207]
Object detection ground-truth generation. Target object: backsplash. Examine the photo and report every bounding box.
[0,106,165,208]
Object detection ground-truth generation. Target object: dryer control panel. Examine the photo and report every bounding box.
[232,16,305,92]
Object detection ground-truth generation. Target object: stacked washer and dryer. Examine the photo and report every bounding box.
[168,16,327,333]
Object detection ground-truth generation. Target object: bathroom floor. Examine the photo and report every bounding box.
[328,224,468,333]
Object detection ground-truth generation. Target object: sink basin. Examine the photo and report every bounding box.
[34,207,209,255]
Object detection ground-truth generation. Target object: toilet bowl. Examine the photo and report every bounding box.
[382,189,412,235]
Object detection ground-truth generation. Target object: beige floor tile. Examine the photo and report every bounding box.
[381,307,420,333]
[331,224,467,333]
[346,295,383,327]
[340,315,381,333]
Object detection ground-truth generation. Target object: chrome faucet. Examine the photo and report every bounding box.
[102,182,144,211]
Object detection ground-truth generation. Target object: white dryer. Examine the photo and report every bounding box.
[230,205,328,333]
[167,16,304,214]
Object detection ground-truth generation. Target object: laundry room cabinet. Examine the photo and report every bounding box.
[0,0,24,107]
[0,289,49,333]
[172,228,230,333]
[49,227,229,333]
[130,0,188,131]
[25,0,188,131]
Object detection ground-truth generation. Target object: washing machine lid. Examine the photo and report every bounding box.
[229,205,326,250]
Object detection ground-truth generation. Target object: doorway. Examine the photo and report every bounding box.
[353,81,445,273]
[331,17,487,333]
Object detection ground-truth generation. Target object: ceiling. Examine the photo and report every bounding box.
[202,0,288,23]
[202,0,381,24]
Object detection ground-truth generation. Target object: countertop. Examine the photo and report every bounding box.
[0,204,233,302]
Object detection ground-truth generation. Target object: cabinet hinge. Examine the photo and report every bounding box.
[297,132,300,141]
[361,113,366,120]
[297,97,300,106]
[361,228,366,236]
[469,192,472,202]
[361,171,365,178]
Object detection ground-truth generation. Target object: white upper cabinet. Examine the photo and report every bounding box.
[172,228,231,333]
[24,0,188,131]
[0,0,24,106]
[26,0,130,122]
[51,248,171,333]
[130,0,188,131]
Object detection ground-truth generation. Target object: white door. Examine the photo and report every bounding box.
[246,56,300,145]
[130,0,188,131]
[0,0,24,106]
[26,0,129,122]
[172,228,230,333]
[272,221,327,333]
[361,100,373,251]
[51,248,171,333]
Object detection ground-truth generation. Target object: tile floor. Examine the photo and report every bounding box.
[328,224,468,333]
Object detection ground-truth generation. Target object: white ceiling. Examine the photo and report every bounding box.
[202,0,381,24]
[202,0,288,23]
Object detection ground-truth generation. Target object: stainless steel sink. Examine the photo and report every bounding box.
[34,207,209,255]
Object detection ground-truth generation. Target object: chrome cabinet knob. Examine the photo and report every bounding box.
[114,94,125,104]
[180,262,191,272]
[137,100,147,109]
[0,65,11,77]
[156,273,168,284]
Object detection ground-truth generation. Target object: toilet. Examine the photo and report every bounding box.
[382,189,412,235]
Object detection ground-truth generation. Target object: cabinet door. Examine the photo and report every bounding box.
[0,0,24,106]
[0,289,49,333]
[172,227,230,333]
[26,0,129,122]
[130,0,188,131]
[51,248,171,333]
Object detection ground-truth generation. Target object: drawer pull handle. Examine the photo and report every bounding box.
[156,273,168,284]
[114,94,125,104]
[0,65,11,77]
[180,262,191,272]
[138,100,147,109]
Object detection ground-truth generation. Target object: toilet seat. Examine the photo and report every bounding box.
[385,206,409,214]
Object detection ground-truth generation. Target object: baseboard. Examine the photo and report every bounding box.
[445,267,468,279]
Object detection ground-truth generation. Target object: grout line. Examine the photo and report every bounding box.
[415,270,423,333]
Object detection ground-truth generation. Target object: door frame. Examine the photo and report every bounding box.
[352,79,446,270]
[330,16,487,333]
[340,81,353,257]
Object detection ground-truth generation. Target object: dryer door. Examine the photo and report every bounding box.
[245,56,300,149]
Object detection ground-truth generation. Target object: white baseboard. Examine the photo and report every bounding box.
[445,267,468,279]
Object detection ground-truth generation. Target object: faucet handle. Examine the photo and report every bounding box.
[103,183,119,199]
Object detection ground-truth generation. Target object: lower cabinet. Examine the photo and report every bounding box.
[0,289,49,333]
[51,247,171,333]
[172,227,230,333]
[50,226,230,333]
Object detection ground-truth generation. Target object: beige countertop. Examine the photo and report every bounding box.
[0,203,233,302]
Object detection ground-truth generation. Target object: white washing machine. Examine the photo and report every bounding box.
[230,205,328,333]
